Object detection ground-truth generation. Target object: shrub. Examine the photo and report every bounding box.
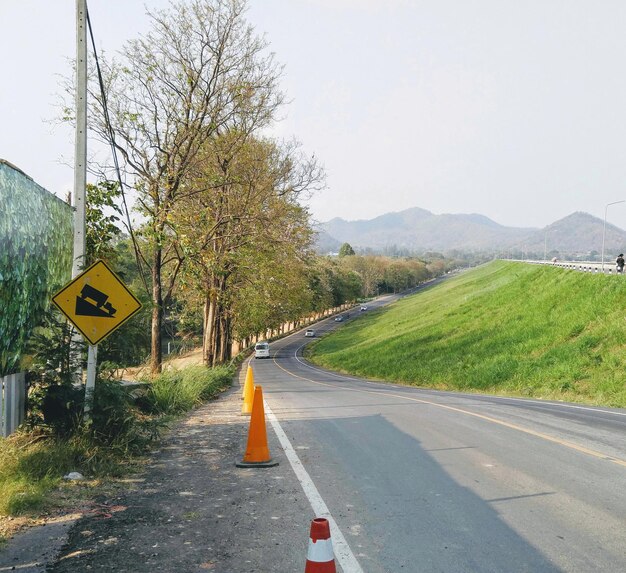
[1,363,234,521]
[142,365,234,415]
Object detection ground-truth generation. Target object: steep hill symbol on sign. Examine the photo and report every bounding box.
[75,284,117,318]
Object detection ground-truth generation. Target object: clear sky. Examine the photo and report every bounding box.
[3,0,626,229]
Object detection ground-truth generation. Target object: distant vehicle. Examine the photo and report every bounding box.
[334,315,344,322]
[360,305,368,311]
[254,341,270,359]
[305,329,315,337]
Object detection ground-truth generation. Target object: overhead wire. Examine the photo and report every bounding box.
[84,2,150,295]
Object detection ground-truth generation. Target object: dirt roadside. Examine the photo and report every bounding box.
[1,366,314,573]
[115,348,205,381]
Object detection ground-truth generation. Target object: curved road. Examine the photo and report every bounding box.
[251,292,626,572]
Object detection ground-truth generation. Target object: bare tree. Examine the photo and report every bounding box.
[85,0,283,373]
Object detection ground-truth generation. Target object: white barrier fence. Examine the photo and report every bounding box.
[510,260,624,275]
[1,372,26,437]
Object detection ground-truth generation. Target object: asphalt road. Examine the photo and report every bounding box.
[6,284,624,572]
[253,292,626,572]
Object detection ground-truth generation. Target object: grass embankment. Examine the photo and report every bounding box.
[0,364,233,541]
[309,261,626,407]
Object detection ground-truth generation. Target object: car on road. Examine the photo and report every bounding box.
[254,341,270,359]
[334,315,344,322]
[360,305,368,311]
[304,329,315,337]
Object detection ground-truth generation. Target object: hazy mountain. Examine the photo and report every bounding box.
[313,227,342,253]
[319,207,534,252]
[515,212,626,257]
[317,208,626,256]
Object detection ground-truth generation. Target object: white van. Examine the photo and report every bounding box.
[254,341,270,359]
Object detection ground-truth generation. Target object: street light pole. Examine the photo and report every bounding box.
[544,228,556,262]
[601,200,625,271]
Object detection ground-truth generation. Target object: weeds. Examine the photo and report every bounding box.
[0,432,77,516]
[142,365,234,414]
[0,363,234,528]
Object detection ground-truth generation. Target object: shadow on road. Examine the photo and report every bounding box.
[281,412,566,572]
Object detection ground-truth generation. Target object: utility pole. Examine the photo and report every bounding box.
[73,0,86,278]
[73,0,97,420]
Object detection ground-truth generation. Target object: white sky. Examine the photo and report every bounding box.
[3,0,626,228]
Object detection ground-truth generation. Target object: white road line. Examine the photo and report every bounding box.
[264,401,364,573]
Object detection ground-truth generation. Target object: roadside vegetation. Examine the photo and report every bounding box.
[309,261,626,407]
[0,363,233,542]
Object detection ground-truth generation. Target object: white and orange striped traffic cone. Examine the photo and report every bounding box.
[305,518,336,573]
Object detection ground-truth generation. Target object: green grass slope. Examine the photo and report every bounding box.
[309,261,626,407]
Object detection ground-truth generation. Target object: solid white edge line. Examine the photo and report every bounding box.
[264,400,365,573]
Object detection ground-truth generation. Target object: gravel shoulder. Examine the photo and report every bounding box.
[1,368,314,573]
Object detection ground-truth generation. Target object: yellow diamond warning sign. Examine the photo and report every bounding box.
[52,259,142,345]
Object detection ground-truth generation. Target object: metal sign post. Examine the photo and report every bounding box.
[85,345,97,419]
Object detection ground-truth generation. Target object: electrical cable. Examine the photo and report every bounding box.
[85,2,150,295]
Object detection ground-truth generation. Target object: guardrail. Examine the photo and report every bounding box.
[1,372,26,437]
[507,259,624,275]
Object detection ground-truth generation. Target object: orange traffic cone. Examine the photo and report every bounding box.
[241,369,255,416]
[305,518,336,572]
[242,364,254,399]
[235,385,278,468]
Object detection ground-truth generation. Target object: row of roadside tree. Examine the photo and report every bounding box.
[68,0,468,374]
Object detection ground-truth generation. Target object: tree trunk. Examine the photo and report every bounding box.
[202,292,216,367]
[206,296,219,367]
[150,249,163,375]
[216,313,224,363]
[216,314,227,363]
[221,315,232,362]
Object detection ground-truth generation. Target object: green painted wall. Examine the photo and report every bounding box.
[0,160,73,376]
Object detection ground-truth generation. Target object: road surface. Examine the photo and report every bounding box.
[252,293,626,572]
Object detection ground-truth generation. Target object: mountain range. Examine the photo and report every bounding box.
[316,207,626,257]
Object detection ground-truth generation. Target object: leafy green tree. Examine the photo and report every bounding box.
[313,258,362,306]
[86,181,122,266]
[332,267,362,304]
[87,185,151,368]
[232,250,313,342]
[176,134,322,365]
[25,308,84,434]
[306,259,336,313]
[340,255,386,297]
[338,242,356,257]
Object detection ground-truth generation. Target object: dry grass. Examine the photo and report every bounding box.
[115,348,204,381]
